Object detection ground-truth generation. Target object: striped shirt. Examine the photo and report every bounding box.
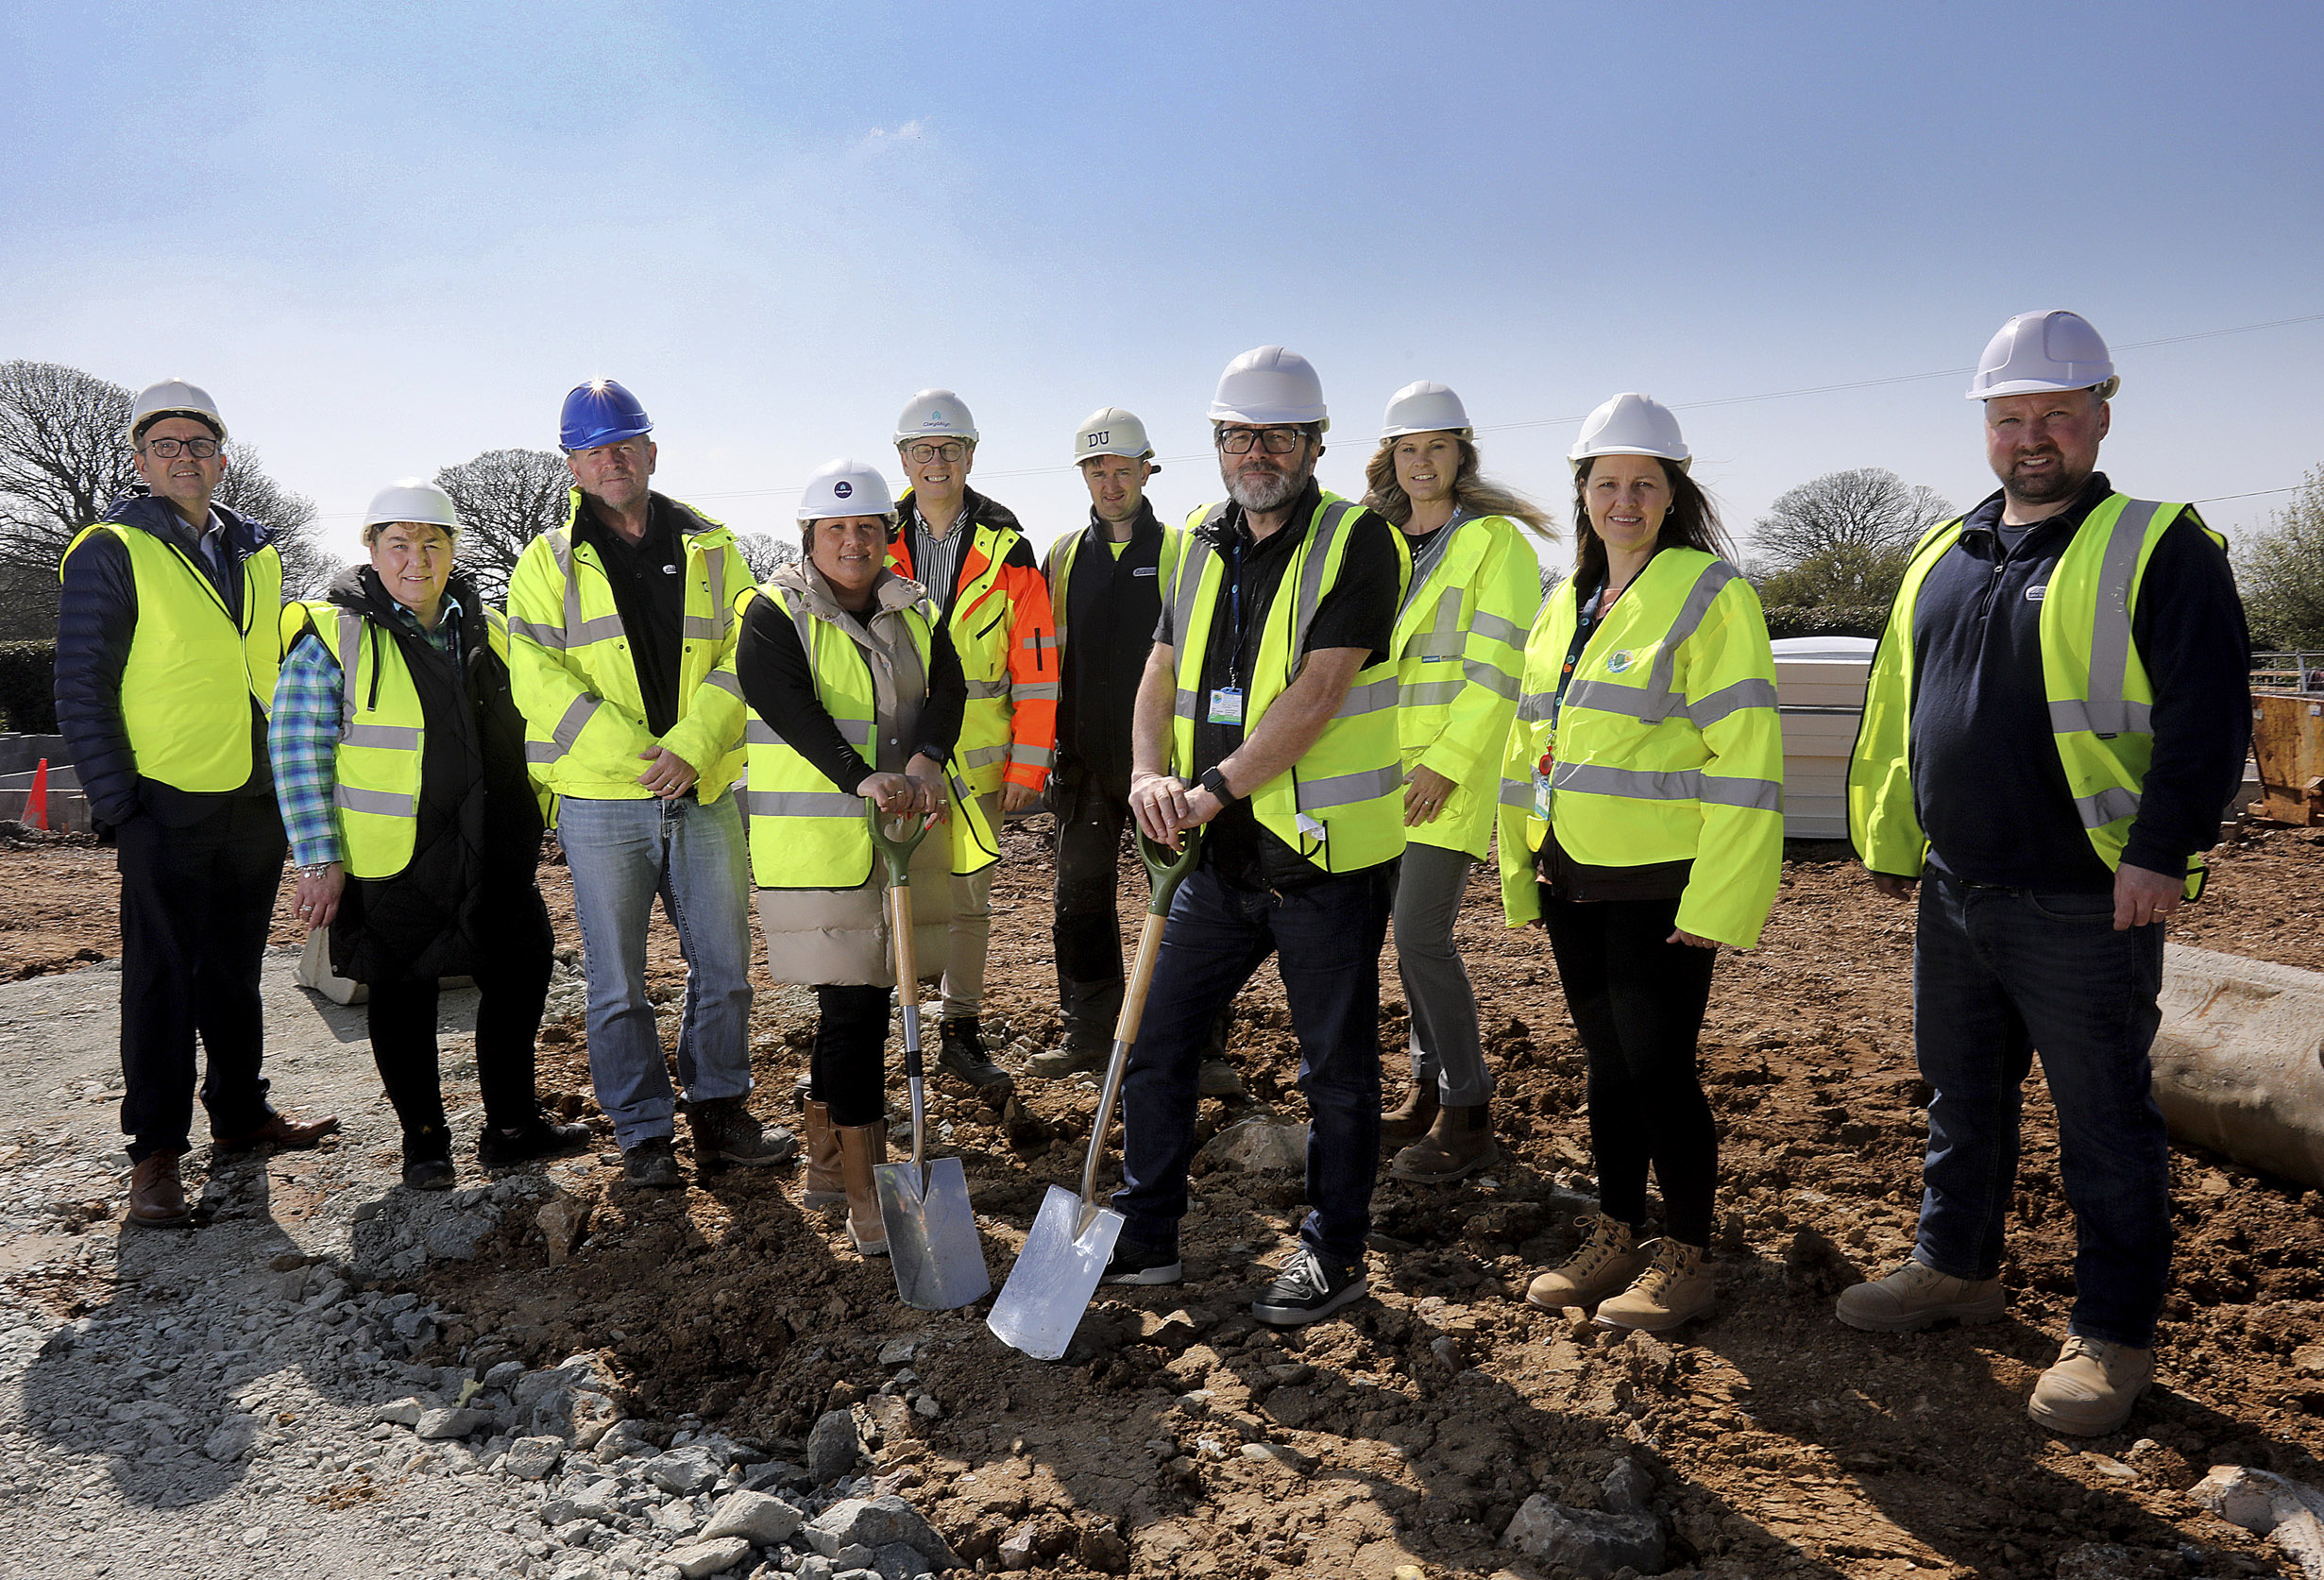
[907,501,971,618]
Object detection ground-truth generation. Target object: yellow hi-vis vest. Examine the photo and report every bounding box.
[1848,494,2215,899]
[738,585,997,890]
[60,521,282,793]
[504,492,753,803]
[1166,494,1409,875]
[1044,518,1185,661]
[1391,512,1542,859]
[1497,549,1785,947]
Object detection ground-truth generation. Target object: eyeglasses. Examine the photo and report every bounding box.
[142,436,222,459]
[901,441,968,465]
[1215,428,1306,456]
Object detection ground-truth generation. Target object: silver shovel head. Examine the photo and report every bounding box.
[874,1156,991,1312]
[986,1184,1127,1361]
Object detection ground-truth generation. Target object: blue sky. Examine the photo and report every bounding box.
[4,2,2318,565]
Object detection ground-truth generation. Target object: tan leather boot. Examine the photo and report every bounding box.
[1378,1083,1439,1147]
[1595,1238,1717,1333]
[1390,1102,1499,1183]
[801,1101,845,1208]
[127,1150,192,1229]
[1526,1213,1649,1309]
[835,1120,890,1258]
[2027,1336,2152,1436]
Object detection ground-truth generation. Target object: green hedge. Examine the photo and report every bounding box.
[1759,604,1891,642]
[0,641,57,733]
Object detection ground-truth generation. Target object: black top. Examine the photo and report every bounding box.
[1057,500,1168,790]
[735,579,967,794]
[573,494,687,738]
[1153,478,1401,889]
[1908,472,2251,891]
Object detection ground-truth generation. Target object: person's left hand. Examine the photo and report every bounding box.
[1001,781,1042,816]
[295,863,346,931]
[636,745,701,799]
[2113,861,2184,930]
[1666,928,1719,949]
[1403,765,1458,827]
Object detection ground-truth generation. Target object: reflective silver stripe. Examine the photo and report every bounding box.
[962,678,1010,700]
[1022,634,1056,651]
[1639,560,1743,723]
[2077,785,2142,827]
[1515,689,1556,723]
[961,743,1009,769]
[1686,676,1778,728]
[2081,498,2162,738]
[1175,688,1201,719]
[1009,745,1055,767]
[334,784,416,818]
[548,693,600,756]
[336,609,365,742]
[1013,681,1060,701]
[1170,517,1222,648]
[1399,679,1465,707]
[1500,776,1533,809]
[342,722,420,750]
[1291,501,1360,659]
[1561,678,1657,720]
[702,545,731,637]
[2049,698,2152,736]
[1402,630,1466,659]
[1399,536,1468,620]
[752,790,862,818]
[1552,759,1780,813]
[1470,609,1528,648]
[524,740,562,764]
[838,716,874,747]
[702,670,743,700]
[567,615,627,646]
[1296,763,1402,811]
[746,719,783,746]
[506,618,568,650]
[1334,676,1400,718]
[682,616,725,641]
[1700,774,1783,812]
[1463,659,1520,701]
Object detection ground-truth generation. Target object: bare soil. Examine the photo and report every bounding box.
[5,815,2322,1578]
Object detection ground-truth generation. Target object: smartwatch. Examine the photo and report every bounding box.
[1198,766,1242,807]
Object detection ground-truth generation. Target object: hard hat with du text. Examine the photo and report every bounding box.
[561,379,653,451]
[799,458,897,522]
[1073,407,1158,470]
[894,389,980,446]
[1569,393,1690,474]
[1966,310,2119,401]
[1209,346,1329,431]
[128,379,227,444]
[1380,381,1471,440]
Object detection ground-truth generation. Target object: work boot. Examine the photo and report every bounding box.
[212,1108,341,1153]
[687,1096,798,1171]
[1835,1256,2006,1333]
[1525,1214,1650,1310]
[2027,1336,2153,1436]
[1197,1058,1246,1099]
[1100,1239,1183,1286]
[1026,1037,1108,1079]
[621,1136,684,1189]
[476,1115,592,1172]
[835,1120,891,1257]
[401,1124,455,1192]
[1390,1102,1499,1183]
[1379,1082,1440,1146]
[800,1101,845,1208]
[126,1150,192,1229]
[936,1017,1012,1093]
[1252,1247,1368,1328]
[1594,1239,1717,1333]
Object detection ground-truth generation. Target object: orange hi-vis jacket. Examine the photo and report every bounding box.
[889,486,1058,796]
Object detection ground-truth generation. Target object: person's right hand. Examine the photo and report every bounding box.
[294,862,346,931]
[1870,872,1917,902]
[1129,771,1193,847]
[857,771,940,820]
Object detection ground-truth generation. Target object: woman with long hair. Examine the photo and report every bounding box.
[1499,394,1783,1331]
[1362,382,1547,1183]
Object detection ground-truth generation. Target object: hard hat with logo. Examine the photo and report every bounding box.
[1966,310,2119,401]
[560,379,653,451]
[128,379,227,443]
[1208,346,1329,432]
[1569,393,1690,474]
[1072,407,1159,470]
[1380,381,1471,440]
[893,389,979,447]
[361,480,463,543]
[798,458,897,522]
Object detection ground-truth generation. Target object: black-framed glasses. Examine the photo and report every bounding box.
[142,436,222,459]
[1215,428,1305,456]
[901,441,968,465]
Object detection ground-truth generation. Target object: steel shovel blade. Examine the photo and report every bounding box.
[986,1184,1127,1361]
[874,1156,990,1312]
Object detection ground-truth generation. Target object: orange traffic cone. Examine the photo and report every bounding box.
[26,758,48,831]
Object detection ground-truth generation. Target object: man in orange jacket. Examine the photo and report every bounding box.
[888,388,1057,1093]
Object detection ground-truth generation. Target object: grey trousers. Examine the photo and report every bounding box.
[1393,840,1493,1105]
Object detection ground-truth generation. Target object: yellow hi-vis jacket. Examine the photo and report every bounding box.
[1498,549,1784,947]
[738,577,996,890]
[505,492,753,803]
[1043,518,1185,662]
[1848,493,2217,899]
[1392,512,1542,859]
[60,521,281,793]
[1166,494,1410,875]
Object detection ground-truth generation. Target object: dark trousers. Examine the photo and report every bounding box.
[1052,770,1134,1045]
[115,798,288,1163]
[812,983,891,1128]
[367,875,554,1148]
[1542,890,1719,1248]
[1114,861,1395,1269]
[1912,873,2171,1349]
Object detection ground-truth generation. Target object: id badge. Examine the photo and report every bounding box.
[1532,745,1554,821]
[1207,687,1246,725]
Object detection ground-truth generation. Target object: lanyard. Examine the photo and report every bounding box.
[1551,577,1620,726]
[1224,533,1247,688]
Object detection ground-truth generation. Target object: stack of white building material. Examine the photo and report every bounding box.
[1770,636,1875,840]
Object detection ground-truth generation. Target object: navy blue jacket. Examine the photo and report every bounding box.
[53,495,279,830]
[1909,472,2250,892]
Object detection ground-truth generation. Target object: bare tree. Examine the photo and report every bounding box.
[2237,466,2324,648]
[737,530,799,583]
[215,441,338,598]
[1750,467,1953,608]
[433,448,570,602]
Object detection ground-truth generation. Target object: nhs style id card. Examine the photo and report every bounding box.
[1207,687,1245,725]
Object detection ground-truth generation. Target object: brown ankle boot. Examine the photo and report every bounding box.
[1379,1083,1440,1146]
[127,1150,192,1228]
[835,1120,890,1258]
[1390,1102,1499,1183]
[801,1101,844,1208]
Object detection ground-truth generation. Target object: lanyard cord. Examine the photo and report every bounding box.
[1224,534,1247,690]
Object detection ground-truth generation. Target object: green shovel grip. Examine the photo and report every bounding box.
[1136,825,1203,917]
[865,797,935,888]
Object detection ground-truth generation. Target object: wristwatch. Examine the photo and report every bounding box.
[1198,766,1242,807]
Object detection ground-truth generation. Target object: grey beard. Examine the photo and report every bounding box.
[1224,465,1309,513]
[2003,459,2093,508]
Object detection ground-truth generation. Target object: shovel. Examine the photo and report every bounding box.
[988,825,1204,1360]
[866,799,992,1312]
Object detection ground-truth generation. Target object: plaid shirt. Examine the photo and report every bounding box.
[269,597,465,869]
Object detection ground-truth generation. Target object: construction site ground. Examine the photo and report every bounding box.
[0,812,2319,1579]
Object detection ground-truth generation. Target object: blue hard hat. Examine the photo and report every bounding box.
[560,379,653,451]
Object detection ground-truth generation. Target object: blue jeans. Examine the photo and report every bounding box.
[557,794,755,1148]
[1912,872,2171,1349]
[1113,860,1395,1269]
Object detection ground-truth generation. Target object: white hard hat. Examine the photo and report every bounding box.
[798,458,896,522]
[1569,392,1691,474]
[1966,310,2119,401]
[1380,381,1471,440]
[361,480,461,542]
[1209,346,1329,432]
[128,378,227,443]
[893,389,979,446]
[1073,407,1159,470]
